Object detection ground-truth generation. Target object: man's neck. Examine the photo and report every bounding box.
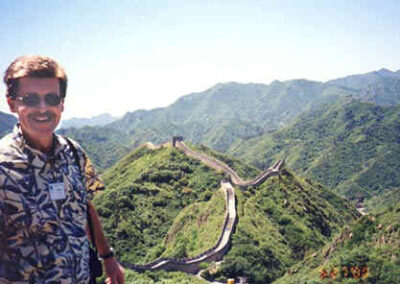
[23,133,54,153]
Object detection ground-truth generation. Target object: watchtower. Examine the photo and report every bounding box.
[172,136,184,147]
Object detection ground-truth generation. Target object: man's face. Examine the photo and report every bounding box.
[7,77,64,146]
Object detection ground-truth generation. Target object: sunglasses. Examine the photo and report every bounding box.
[15,93,62,107]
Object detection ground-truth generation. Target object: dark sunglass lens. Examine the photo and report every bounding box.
[44,94,62,106]
[22,94,40,107]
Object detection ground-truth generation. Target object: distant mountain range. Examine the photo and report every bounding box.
[59,113,118,129]
[57,68,400,167]
[0,111,16,137]
[107,68,400,152]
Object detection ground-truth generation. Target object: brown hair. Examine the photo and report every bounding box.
[3,55,68,99]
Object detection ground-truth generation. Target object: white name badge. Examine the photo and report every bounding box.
[49,182,66,201]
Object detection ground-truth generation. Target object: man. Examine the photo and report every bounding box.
[0,55,124,283]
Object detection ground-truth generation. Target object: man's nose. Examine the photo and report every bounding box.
[36,97,48,109]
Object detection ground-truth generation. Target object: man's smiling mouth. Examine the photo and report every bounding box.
[30,113,54,123]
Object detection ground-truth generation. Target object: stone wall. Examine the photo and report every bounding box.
[122,140,284,274]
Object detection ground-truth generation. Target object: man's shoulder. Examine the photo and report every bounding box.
[56,135,85,156]
[0,132,14,148]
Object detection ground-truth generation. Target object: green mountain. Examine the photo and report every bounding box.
[58,69,400,172]
[327,69,400,106]
[107,80,346,152]
[94,145,225,264]
[274,202,400,283]
[207,168,358,283]
[57,126,131,171]
[93,143,358,283]
[328,69,400,89]
[56,80,345,170]
[0,111,16,137]
[229,99,400,204]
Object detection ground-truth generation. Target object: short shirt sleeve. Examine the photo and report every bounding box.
[82,152,105,200]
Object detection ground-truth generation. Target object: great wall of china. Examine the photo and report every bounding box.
[121,140,284,274]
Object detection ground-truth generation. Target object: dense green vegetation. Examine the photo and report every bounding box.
[274,201,400,283]
[328,68,400,106]
[366,188,400,213]
[97,269,208,283]
[108,80,343,152]
[57,126,132,171]
[187,142,260,180]
[162,188,226,258]
[123,269,208,283]
[203,169,359,283]
[230,99,400,204]
[91,141,359,283]
[93,145,225,263]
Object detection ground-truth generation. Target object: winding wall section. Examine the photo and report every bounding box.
[176,141,284,187]
[121,141,284,274]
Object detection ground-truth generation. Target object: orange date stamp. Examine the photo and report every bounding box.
[320,266,369,280]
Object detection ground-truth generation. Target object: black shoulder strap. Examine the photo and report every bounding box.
[64,137,98,249]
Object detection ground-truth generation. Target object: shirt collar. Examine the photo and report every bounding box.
[12,123,65,161]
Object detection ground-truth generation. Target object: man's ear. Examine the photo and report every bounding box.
[7,96,17,113]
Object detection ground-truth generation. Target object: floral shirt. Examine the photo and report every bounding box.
[0,124,104,283]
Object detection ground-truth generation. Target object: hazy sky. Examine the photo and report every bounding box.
[1,0,399,119]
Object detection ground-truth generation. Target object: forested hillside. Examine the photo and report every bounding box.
[327,69,400,106]
[107,80,346,152]
[229,99,400,204]
[93,143,359,283]
[94,145,225,264]
[274,201,400,283]
[208,168,359,283]
[57,126,132,171]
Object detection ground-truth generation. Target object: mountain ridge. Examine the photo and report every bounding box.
[94,141,359,283]
[229,99,400,204]
[59,113,118,129]
[57,68,400,168]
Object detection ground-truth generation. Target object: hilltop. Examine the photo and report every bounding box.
[93,142,359,283]
[94,145,226,264]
